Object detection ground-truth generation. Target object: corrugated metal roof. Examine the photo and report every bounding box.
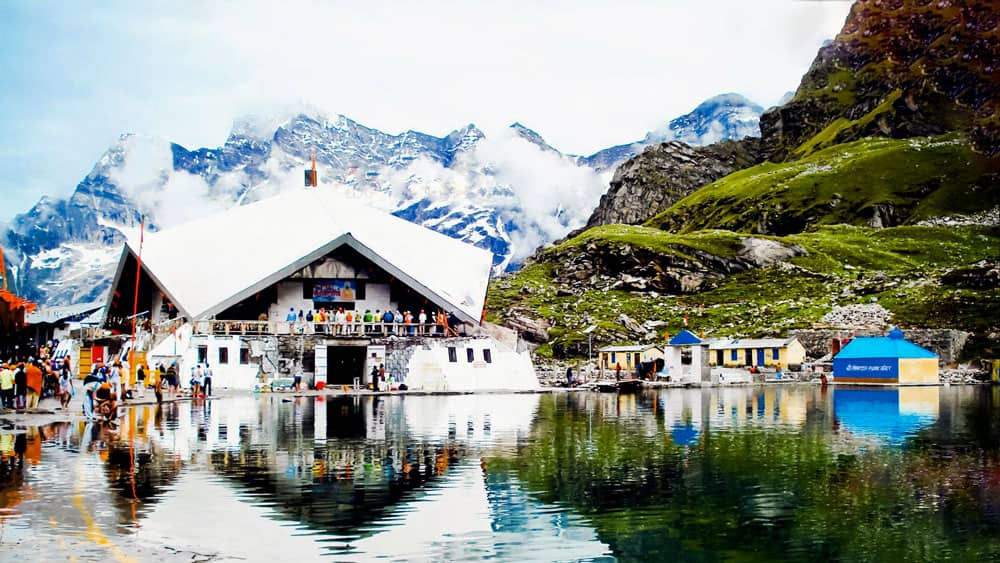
[598,344,662,353]
[709,337,797,350]
[834,336,937,360]
[109,188,494,323]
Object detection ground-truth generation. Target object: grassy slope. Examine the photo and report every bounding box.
[488,225,1000,359]
[647,135,999,235]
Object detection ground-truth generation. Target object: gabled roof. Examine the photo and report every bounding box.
[106,188,494,324]
[710,337,798,350]
[834,330,937,360]
[598,344,662,353]
[668,329,702,346]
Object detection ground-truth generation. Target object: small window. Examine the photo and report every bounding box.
[354,281,366,300]
[730,350,738,362]
[610,352,616,363]
[448,347,457,363]
[467,348,475,363]
[302,280,314,299]
[239,348,251,364]
[772,347,780,359]
[197,345,208,364]
[218,348,229,364]
[681,348,692,365]
[483,349,492,364]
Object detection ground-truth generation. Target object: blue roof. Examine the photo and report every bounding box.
[668,329,702,346]
[834,332,937,360]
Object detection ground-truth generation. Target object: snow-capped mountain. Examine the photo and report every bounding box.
[3,94,764,308]
[580,93,764,170]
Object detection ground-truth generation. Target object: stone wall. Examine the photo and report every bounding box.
[790,328,970,364]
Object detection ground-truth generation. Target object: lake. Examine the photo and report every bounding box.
[1,385,998,561]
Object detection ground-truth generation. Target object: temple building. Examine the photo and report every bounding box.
[101,188,537,391]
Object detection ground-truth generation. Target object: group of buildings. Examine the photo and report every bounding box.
[599,327,940,385]
[17,184,951,391]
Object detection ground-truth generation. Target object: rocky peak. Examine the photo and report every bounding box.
[585,138,764,228]
[760,0,1000,158]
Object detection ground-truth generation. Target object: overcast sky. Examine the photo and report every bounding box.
[0,0,852,219]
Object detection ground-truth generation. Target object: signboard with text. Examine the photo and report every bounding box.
[833,357,899,380]
[312,280,357,302]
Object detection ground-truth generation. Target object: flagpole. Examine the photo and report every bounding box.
[129,217,145,390]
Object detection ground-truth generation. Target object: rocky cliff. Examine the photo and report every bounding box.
[761,0,999,158]
[585,139,763,228]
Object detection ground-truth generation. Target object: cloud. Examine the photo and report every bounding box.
[1,1,853,219]
[106,136,229,228]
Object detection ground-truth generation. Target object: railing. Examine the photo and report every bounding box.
[192,320,461,338]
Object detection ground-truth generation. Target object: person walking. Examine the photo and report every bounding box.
[109,362,122,400]
[0,362,14,409]
[25,361,42,409]
[615,362,622,381]
[13,363,27,411]
[166,362,178,397]
[58,363,74,409]
[203,363,213,397]
[293,365,303,393]
[136,363,146,398]
[0,363,14,409]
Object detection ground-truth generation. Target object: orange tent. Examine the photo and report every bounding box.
[0,289,35,331]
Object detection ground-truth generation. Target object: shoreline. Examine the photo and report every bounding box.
[1,380,990,429]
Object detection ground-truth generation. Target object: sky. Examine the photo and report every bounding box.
[0,0,853,219]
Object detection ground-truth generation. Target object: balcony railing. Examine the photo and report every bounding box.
[192,320,460,338]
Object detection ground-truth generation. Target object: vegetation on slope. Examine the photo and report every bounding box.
[488,225,1000,359]
[647,135,999,236]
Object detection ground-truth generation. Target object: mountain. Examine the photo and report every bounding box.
[761,0,999,159]
[4,95,765,308]
[580,93,764,171]
[492,0,1000,360]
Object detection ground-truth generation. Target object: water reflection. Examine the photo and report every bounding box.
[0,386,997,561]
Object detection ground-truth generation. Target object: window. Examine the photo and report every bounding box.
[634,353,641,366]
[730,350,738,362]
[483,349,492,364]
[772,348,780,359]
[681,348,692,365]
[448,347,457,363]
[239,348,251,364]
[197,345,208,364]
[302,280,314,299]
[610,352,616,363]
[218,348,229,364]
[467,348,475,363]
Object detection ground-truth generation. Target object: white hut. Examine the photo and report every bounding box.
[663,330,713,384]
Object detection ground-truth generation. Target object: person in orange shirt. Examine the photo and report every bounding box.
[25,361,43,409]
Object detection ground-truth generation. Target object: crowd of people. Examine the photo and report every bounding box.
[0,340,74,412]
[0,339,221,421]
[281,307,464,337]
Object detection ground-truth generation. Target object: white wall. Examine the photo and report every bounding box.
[405,338,538,392]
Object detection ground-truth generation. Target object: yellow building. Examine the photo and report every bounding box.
[833,328,939,385]
[598,344,663,372]
[708,337,806,370]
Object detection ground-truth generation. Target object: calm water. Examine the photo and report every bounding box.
[1,386,998,561]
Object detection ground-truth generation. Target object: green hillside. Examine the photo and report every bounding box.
[488,224,1000,359]
[648,135,1000,236]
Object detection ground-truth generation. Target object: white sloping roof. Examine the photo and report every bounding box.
[598,344,662,353]
[710,337,798,350]
[114,188,494,323]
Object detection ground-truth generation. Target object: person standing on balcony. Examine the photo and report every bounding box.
[418,310,427,335]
